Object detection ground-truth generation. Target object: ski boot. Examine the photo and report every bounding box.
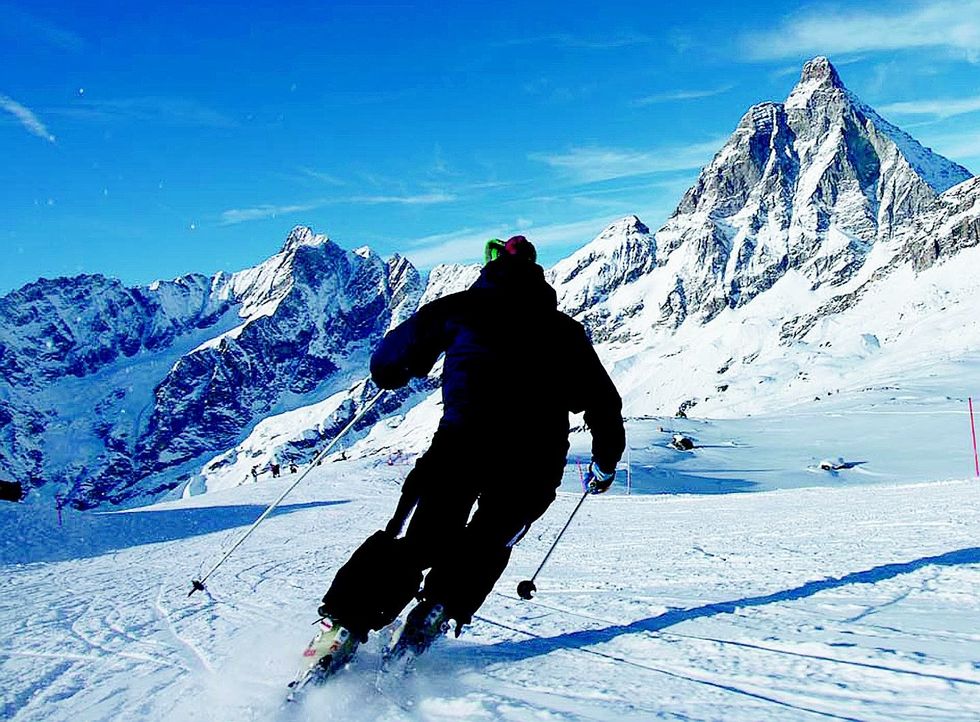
[286,616,360,701]
[380,600,450,672]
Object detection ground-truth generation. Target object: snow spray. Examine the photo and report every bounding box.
[970,397,979,478]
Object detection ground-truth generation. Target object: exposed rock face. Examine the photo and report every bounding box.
[651,56,971,327]
[902,177,980,270]
[549,216,657,336]
[0,227,423,507]
[3,57,976,507]
[0,273,234,388]
[418,262,482,306]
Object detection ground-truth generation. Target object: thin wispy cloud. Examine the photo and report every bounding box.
[742,1,980,62]
[0,94,55,142]
[320,88,417,108]
[530,138,725,184]
[878,95,980,120]
[403,227,481,249]
[402,228,502,268]
[297,167,346,186]
[518,177,697,211]
[633,85,734,106]
[0,4,85,51]
[521,77,598,104]
[464,179,520,192]
[498,32,654,50]
[349,192,456,205]
[220,202,325,226]
[220,193,456,225]
[51,97,237,128]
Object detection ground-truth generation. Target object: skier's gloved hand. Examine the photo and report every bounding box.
[584,462,615,494]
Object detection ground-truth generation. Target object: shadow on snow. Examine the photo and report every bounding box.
[1,499,350,565]
[466,546,980,667]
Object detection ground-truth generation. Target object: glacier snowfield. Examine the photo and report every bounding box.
[3,385,980,721]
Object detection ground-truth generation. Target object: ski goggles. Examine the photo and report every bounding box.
[484,238,507,264]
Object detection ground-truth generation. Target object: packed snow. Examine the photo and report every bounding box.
[3,381,979,720]
[2,55,979,720]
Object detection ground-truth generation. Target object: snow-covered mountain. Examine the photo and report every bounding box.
[0,227,423,507]
[658,57,970,325]
[554,57,972,345]
[535,57,978,419]
[2,57,977,506]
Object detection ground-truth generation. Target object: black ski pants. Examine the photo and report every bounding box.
[320,432,562,640]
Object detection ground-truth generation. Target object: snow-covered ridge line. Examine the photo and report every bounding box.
[0,225,423,508]
[3,57,979,508]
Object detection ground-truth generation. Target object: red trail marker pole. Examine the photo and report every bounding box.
[970,397,979,478]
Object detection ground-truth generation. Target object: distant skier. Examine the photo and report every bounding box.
[250,465,259,483]
[270,455,281,478]
[304,235,625,681]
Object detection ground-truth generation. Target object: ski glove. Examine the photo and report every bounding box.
[584,462,615,494]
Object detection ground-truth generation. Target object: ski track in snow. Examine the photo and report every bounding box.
[2,418,980,721]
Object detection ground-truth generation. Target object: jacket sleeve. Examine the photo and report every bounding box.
[570,325,625,475]
[370,301,449,390]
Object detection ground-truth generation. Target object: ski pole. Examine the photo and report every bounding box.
[517,489,590,600]
[188,388,386,597]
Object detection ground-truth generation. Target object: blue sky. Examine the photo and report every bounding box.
[2,0,979,293]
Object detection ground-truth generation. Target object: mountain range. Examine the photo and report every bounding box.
[1,57,977,508]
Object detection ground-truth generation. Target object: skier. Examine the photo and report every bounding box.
[303,235,625,681]
[270,455,281,478]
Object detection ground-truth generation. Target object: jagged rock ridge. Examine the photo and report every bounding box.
[0,227,423,507]
[2,57,977,504]
[651,56,971,327]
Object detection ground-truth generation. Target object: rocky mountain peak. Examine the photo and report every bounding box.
[549,216,657,333]
[385,254,425,327]
[785,56,848,111]
[606,214,650,235]
[648,56,975,329]
[280,225,329,255]
[418,262,482,306]
[800,56,842,87]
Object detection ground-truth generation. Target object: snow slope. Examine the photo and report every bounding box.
[2,395,978,721]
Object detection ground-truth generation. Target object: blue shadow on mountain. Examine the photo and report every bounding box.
[465,546,980,667]
[1,499,350,565]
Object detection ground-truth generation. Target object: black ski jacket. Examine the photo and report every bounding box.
[371,256,625,478]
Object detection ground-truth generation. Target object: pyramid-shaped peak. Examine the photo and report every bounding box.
[786,57,848,110]
[280,225,329,255]
[800,56,842,87]
[606,215,650,235]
